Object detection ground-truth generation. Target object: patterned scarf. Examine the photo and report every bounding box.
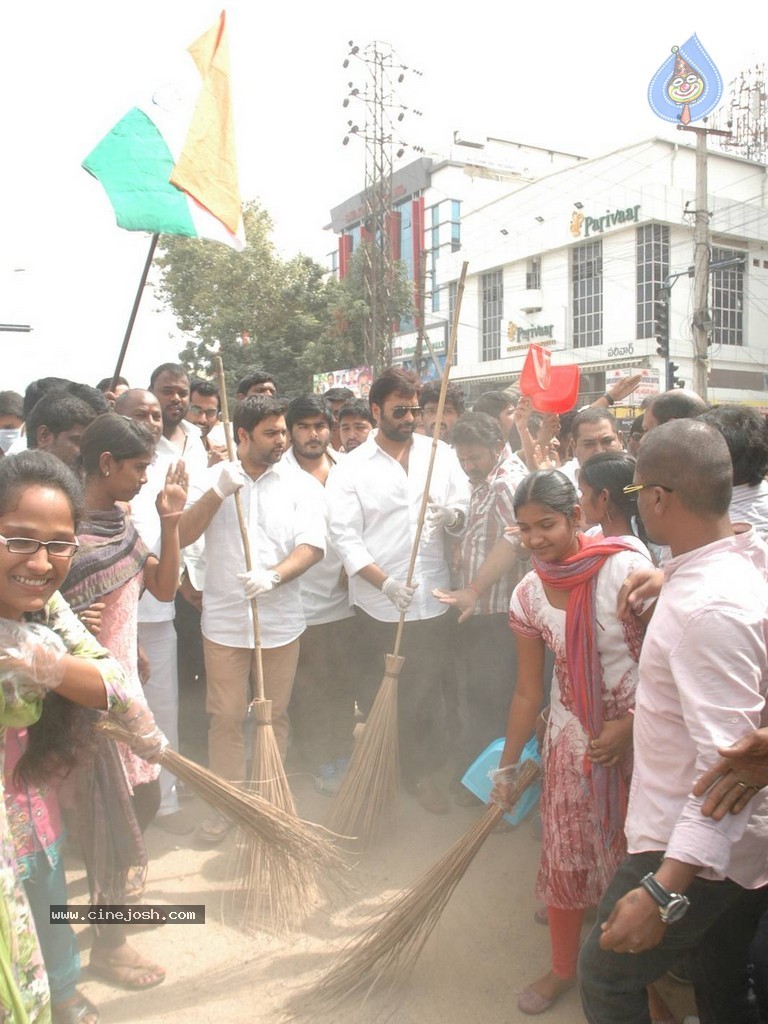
[62,506,148,613]
[533,533,638,842]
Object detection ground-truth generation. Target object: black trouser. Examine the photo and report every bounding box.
[288,616,358,768]
[354,608,449,787]
[579,850,768,1024]
[454,612,518,776]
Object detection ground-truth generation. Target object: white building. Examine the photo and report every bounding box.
[328,135,768,411]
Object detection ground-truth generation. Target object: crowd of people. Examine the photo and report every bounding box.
[0,361,767,1024]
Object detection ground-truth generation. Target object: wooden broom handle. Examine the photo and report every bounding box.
[214,356,266,701]
[392,261,469,657]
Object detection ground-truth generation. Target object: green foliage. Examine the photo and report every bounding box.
[155,202,415,396]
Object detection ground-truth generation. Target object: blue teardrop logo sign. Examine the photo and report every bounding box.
[648,34,723,125]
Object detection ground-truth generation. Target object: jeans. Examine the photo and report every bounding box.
[579,851,768,1024]
[24,854,80,1003]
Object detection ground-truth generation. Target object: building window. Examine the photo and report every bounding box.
[481,269,503,361]
[451,200,461,252]
[712,246,745,346]
[526,257,541,291]
[572,241,603,349]
[636,224,670,339]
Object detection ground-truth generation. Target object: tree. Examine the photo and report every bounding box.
[298,243,414,381]
[154,201,335,396]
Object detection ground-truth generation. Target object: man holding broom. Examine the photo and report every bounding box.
[178,395,325,842]
[327,367,470,815]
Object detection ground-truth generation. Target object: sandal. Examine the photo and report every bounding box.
[197,812,231,844]
[52,993,99,1024]
[89,943,166,990]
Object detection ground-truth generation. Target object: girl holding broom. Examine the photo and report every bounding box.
[0,450,167,1024]
[491,470,659,1016]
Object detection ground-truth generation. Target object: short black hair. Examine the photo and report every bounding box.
[647,390,709,425]
[235,370,277,396]
[338,399,375,426]
[26,392,97,449]
[698,405,768,487]
[472,391,515,418]
[637,419,732,516]
[285,395,332,431]
[233,395,286,437]
[189,378,219,403]
[0,391,24,420]
[419,381,466,416]
[571,407,619,441]
[149,363,189,389]
[453,412,504,449]
[0,449,83,524]
[368,367,420,410]
[67,383,109,415]
[629,414,645,439]
[96,376,129,393]
[324,386,355,403]
[22,378,72,419]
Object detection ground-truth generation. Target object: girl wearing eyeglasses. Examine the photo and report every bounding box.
[0,448,166,1024]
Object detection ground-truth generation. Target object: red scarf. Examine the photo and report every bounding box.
[533,533,639,841]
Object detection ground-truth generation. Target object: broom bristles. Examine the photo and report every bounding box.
[328,655,402,846]
[99,722,350,882]
[231,698,318,932]
[290,760,540,1015]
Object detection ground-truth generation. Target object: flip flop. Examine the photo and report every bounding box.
[89,944,166,990]
[52,993,100,1024]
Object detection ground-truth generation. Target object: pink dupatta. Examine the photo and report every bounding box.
[533,534,640,841]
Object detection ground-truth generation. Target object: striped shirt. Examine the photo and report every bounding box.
[459,452,529,615]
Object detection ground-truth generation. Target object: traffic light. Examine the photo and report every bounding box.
[667,362,684,389]
[654,295,670,358]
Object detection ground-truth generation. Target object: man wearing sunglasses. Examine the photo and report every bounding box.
[327,367,470,815]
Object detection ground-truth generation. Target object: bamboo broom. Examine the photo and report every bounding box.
[328,261,469,847]
[290,760,540,1015]
[99,722,349,883]
[214,357,319,931]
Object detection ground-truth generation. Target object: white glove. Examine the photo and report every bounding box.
[426,502,462,531]
[0,619,68,690]
[110,699,169,763]
[381,576,418,612]
[212,461,248,499]
[238,568,280,599]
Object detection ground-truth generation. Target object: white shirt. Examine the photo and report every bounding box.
[626,530,768,888]
[131,452,176,624]
[281,447,352,626]
[158,419,209,590]
[187,458,326,649]
[327,432,470,623]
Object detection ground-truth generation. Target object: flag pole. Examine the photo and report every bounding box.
[110,232,159,391]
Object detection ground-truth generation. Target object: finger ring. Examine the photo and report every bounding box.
[627,948,636,954]
[736,781,749,790]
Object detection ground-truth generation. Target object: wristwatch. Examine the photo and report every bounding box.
[603,392,615,406]
[270,571,282,587]
[640,873,690,923]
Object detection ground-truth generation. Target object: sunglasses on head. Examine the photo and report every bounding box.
[391,405,423,420]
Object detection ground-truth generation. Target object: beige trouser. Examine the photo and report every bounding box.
[202,636,300,783]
